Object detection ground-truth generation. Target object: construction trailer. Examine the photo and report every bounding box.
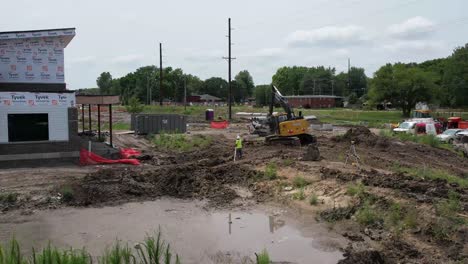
[0,28,80,164]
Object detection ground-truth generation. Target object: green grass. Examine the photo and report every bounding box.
[0,192,18,204]
[128,105,405,127]
[382,202,419,236]
[346,182,366,198]
[282,158,294,166]
[392,164,468,188]
[152,134,212,152]
[114,105,468,130]
[264,163,278,180]
[309,193,319,205]
[101,122,131,131]
[0,233,181,264]
[292,175,309,188]
[255,249,270,264]
[301,109,403,128]
[0,234,271,264]
[435,191,462,220]
[292,188,306,200]
[380,129,442,148]
[60,186,74,203]
[355,201,381,226]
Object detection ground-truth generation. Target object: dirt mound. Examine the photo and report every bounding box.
[332,126,389,147]
[70,161,258,208]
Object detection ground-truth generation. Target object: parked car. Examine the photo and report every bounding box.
[436,129,464,143]
[393,121,417,134]
[455,130,468,143]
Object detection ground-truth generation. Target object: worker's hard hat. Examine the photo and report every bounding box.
[237,135,240,139]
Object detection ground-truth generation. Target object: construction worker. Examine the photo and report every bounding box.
[235,135,243,159]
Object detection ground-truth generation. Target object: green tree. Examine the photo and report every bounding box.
[234,70,255,102]
[272,66,308,95]
[96,72,113,95]
[125,96,144,113]
[202,77,228,100]
[442,44,468,107]
[254,85,271,106]
[369,63,437,117]
[334,72,349,96]
[300,66,335,95]
[348,67,368,97]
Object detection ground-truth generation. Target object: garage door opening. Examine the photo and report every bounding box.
[8,114,49,142]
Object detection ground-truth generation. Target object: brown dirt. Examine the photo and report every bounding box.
[1,125,467,263]
[69,136,269,208]
[326,127,468,176]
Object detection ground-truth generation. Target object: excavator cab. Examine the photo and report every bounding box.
[264,86,316,145]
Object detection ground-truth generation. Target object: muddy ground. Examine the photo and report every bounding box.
[1,124,467,264]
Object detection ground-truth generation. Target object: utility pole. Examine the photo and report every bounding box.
[223,18,235,120]
[159,43,163,106]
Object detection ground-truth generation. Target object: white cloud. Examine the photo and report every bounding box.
[69,56,96,63]
[388,16,435,39]
[383,40,442,53]
[287,25,368,47]
[255,48,283,57]
[111,54,144,64]
[185,49,223,62]
[332,48,349,57]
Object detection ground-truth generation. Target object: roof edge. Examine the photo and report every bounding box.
[0,28,76,35]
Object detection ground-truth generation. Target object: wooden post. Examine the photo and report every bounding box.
[88,104,92,133]
[81,104,85,132]
[109,104,113,146]
[97,104,101,140]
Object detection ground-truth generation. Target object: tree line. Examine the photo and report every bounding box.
[87,42,468,116]
[90,67,254,105]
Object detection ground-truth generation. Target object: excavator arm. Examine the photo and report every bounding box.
[269,85,294,119]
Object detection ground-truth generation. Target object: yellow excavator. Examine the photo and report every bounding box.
[251,85,316,146]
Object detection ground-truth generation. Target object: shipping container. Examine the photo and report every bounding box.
[131,114,187,134]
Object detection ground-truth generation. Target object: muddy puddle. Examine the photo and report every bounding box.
[0,198,344,264]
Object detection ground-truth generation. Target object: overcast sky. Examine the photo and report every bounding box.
[2,0,467,89]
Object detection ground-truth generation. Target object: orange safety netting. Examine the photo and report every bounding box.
[79,149,140,166]
[210,121,229,129]
[120,148,142,159]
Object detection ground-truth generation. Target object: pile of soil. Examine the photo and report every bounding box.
[332,126,389,147]
[70,136,263,208]
[71,163,258,207]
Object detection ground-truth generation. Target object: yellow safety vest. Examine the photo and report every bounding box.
[235,139,242,149]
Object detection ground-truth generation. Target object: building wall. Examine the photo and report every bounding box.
[0,108,80,156]
[0,105,69,142]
